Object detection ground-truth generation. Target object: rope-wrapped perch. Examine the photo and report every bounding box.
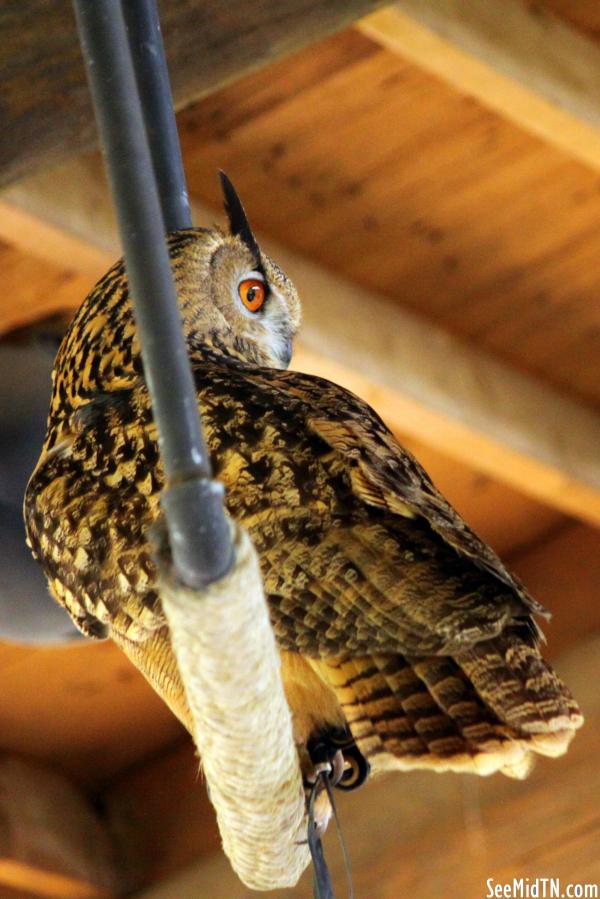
[160,523,310,890]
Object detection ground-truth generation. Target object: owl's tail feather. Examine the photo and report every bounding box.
[450,628,582,758]
[319,636,582,780]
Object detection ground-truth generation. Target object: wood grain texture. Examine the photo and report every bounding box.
[539,0,600,39]
[177,29,600,408]
[0,242,93,336]
[0,640,183,786]
[0,755,118,897]
[360,0,600,172]
[0,0,389,186]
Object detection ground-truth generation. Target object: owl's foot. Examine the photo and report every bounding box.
[306,728,370,793]
[301,729,370,837]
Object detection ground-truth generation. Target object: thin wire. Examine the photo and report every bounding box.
[308,776,335,899]
[307,765,357,899]
[323,775,355,899]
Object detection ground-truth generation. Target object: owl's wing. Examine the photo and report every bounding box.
[27,362,543,664]
[237,365,547,657]
[307,414,544,616]
[25,364,580,779]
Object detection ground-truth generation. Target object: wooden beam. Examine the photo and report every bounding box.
[113,630,600,897]
[511,523,600,659]
[0,201,112,280]
[0,639,183,788]
[103,741,219,892]
[0,0,389,187]
[359,0,600,172]
[0,755,119,898]
[3,157,600,525]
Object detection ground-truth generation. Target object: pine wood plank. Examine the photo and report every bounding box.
[0,640,183,787]
[177,33,600,408]
[0,755,119,897]
[359,0,600,171]
[0,0,390,186]
[540,0,600,39]
[0,158,596,526]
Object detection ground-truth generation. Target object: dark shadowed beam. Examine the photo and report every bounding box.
[0,0,389,187]
[0,755,120,897]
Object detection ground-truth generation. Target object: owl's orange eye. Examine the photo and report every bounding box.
[238,278,266,313]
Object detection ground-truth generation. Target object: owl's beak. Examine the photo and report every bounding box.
[219,170,262,269]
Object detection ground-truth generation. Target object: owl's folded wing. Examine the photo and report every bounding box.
[308,414,544,612]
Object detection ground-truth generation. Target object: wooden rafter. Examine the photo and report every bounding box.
[2,157,600,525]
[359,0,600,172]
[0,756,119,898]
[0,0,390,187]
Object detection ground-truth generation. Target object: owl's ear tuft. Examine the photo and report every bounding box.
[218,171,261,267]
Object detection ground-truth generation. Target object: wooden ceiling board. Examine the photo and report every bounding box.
[0,242,87,337]
[0,237,565,562]
[0,640,183,787]
[180,29,600,407]
[540,0,600,39]
[0,0,393,186]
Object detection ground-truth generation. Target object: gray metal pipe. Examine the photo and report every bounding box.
[72,0,233,588]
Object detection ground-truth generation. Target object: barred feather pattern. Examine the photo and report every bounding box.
[24,229,582,781]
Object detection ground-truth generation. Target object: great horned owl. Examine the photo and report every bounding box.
[25,173,582,787]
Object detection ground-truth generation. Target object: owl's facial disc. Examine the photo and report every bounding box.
[178,174,301,370]
[225,252,299,369]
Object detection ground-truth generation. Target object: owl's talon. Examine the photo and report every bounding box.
[329,749,345,786]
[306,729,370,792]
[304,751,339,784]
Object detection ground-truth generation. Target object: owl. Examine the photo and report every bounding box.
[25,173,582,790]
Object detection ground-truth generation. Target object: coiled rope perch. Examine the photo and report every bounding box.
[160,523,310,889]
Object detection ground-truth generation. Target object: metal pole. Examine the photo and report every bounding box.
[122,0,192,232]
[72,0,233,588]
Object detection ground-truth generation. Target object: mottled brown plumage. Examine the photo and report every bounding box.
[25,189,582,784]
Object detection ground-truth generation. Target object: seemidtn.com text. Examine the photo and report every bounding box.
[486,879,598,899]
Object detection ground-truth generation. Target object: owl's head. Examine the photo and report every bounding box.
[50,176,302,425]
[176,172,301,370]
